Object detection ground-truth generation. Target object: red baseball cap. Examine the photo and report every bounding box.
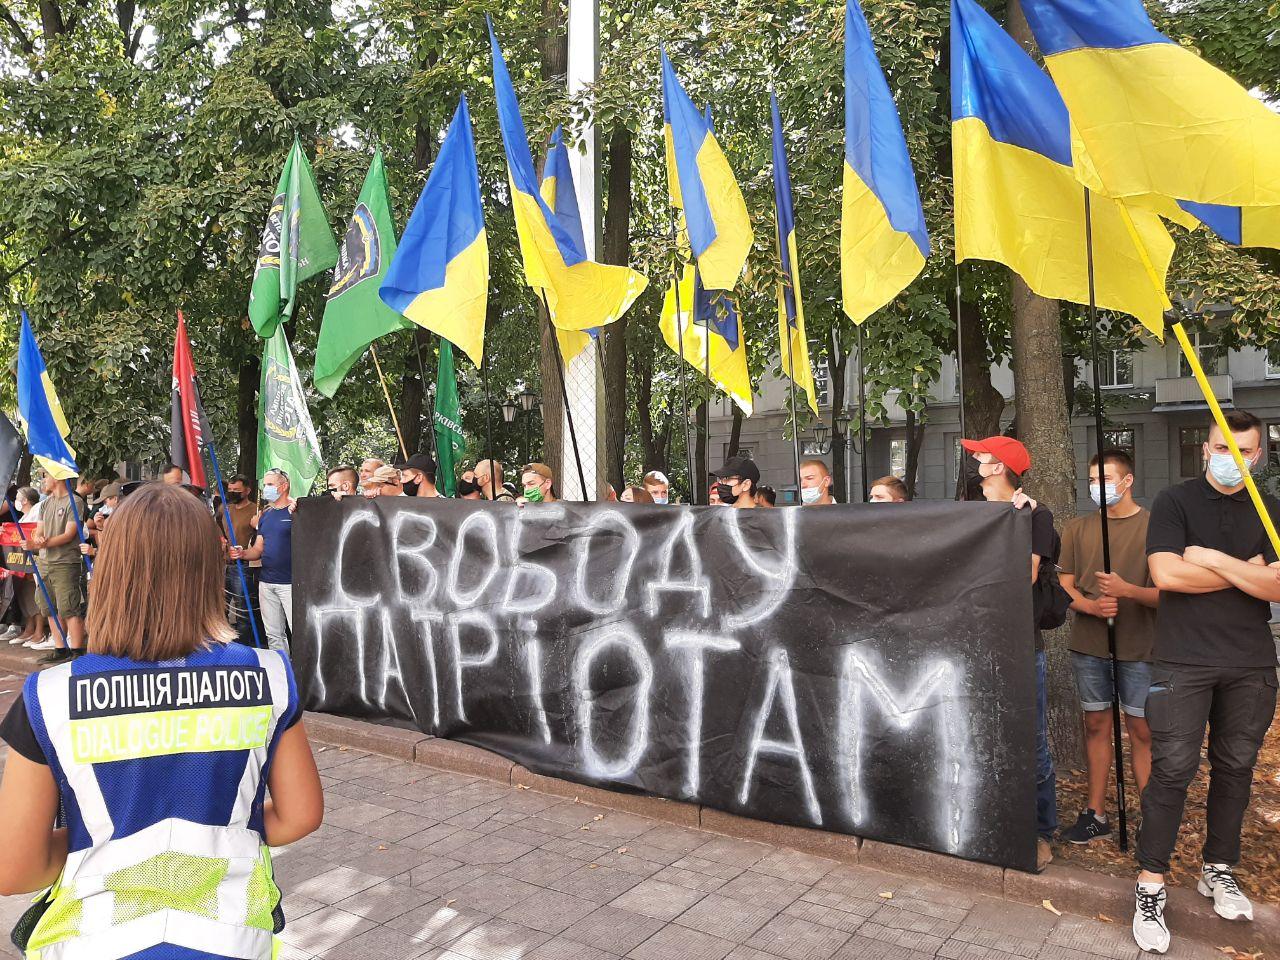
[961,436,1032,477]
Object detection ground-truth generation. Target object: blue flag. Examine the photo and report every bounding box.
[16,312,78,480]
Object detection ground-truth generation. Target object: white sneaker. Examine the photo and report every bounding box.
[1133,882,1170,954]
[9,633,29,645]
[22,635,45,648]
[1199,863,1253,921]
[27,638,57,651]
[0,626,19,640]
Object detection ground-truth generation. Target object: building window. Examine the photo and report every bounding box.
[889,438,906,477]
[1098,350,1134,388]
[725,444,753,461]
[1269,425,1280,468]
[813,359,831,408]
[1267,357,1280,380]
[801,440,826,456]
[1179,427,1208,478]
[1178,332,1224,377]
[1103,428,1136,462]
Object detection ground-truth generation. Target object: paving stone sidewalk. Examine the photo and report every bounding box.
[0,739,1221,960]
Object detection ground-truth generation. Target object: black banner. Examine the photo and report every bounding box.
[292,498,1037,871]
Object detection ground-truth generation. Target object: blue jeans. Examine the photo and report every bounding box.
[1071,652,1151,717]
[1036,650,1058,839]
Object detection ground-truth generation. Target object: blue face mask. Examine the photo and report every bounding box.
[1089,482,1122,508]
[651,494,668,505]
[801,486,822,505]
[262,484,280,504]
[1208,452,1251,488]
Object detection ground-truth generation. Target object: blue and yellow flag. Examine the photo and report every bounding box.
[380,96,488,368]
[660,265,753,416]
[841,0,930,325]
[490,24,647,333]
[541,127,601,364]
[660,49,753,292]
[770,94,818,417]
[1020,0,1280,208]
[16,312,78,480]
[951,0,1173,338]
[1173,201,1280,253]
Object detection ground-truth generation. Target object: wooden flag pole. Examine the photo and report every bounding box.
[369,344,408,461]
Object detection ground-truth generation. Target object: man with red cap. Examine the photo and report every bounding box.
[961,435,1059,871]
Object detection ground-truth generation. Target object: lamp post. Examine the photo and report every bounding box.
[835,410,853,503]
[813,422,831,453]
[518,390,537,465]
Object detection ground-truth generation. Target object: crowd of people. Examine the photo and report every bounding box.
[0,411,1273,955]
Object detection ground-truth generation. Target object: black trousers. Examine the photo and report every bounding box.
[1137,661,1277,874]
[226,564,265,648]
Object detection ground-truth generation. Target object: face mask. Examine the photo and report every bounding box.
[801,486,821,505]
[1089,481,1124,507]
[403,480,420,497]
[456,478,479,497]
[1208,452,1251,488]
[715,482,736,503]
[263,484,280,504]
[958,457,985,502]
[523,487,545,503]
[227,491,245,504]
[651,494,668,505]
[98,505,113,517]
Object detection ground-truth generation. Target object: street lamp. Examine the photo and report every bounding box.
[501,399,518,424]
[813,422,831,451]
[519,389,536,413]
[834,411,854,504]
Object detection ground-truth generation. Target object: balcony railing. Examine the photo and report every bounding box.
[1154,374,1232,410]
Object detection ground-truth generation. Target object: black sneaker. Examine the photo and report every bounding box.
[1061,809,1112,844]
[39,648,74,665]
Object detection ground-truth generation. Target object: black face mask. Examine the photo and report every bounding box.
[958,457,986,502]
[403,480,420,497]
[456,478,479,496]
[227,491,245,504]
[715,482,736,503]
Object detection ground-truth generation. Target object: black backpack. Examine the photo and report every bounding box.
[1033,561,1072,631]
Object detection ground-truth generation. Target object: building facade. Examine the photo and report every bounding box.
[708,334,1280,509]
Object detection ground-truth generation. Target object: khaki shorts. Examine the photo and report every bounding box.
[35,563,87,620]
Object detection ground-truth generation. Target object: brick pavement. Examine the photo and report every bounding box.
[0,739,1223,960]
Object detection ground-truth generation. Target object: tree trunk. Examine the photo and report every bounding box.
[828,327,850,503]
[601,123,632,491]
[955,292,1004,440]
[400,331,427,458]
[694,398,708,500]
[727,406,743,459]
[904,404,927,499]
[1009,0,1085,775]
[236,352,260,481]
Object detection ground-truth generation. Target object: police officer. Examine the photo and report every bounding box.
[0,483,323,958]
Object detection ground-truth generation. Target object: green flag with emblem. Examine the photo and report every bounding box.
[314,150,412,397]
[258,327,323,492]
[248,138,339,339]
[433,340,465,496]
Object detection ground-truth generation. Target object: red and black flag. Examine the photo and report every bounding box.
[171,312,210,490]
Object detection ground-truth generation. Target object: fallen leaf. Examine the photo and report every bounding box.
[878,891,893,900]
[339,746,349,752]
[376,844,388,851]
[573,797,584,804]
[581,826,591,832]
[617,847,629,854]
[445,899,456,907]
[593,815,604,822]
[588,863,599,869]
[516,784,530,791]
[1096,914,1114,923]
[1042,900,1062,916]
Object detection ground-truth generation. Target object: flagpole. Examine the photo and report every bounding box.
[369,344,409,461]
[670,245,696,504]
[698,264,711,493]
[206,440,264,649]
[780,300,803,503]
[955,259,969,500]
[63,479,93,577]
[480,351,501,500]
[856,323,870,502]
[539,291,590,500]
[412,331,442,468]
[1084,186,1128,853]
[6,497,67,651]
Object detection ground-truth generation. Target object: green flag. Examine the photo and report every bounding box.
[258,327,323,493]
[433,339,465,496]
[248,138,339,339]
[314,150,412,397]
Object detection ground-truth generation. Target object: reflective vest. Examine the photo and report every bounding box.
[20,642,300,960]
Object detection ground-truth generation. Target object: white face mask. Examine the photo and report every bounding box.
[801,486,822,505]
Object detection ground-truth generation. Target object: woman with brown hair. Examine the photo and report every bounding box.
[0,482,323,958]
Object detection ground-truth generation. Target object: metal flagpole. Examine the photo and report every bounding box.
[369,344,408,461]
[670,242,696,503]
[700,266,712,492]
[1084,186,1129,852]
[6,496,67,650]
[206,440,263,649]
[955,260,970,500]
[540,292,590,500]
[856,323,870,502]
[411,331,442,466]
[63,479,92,578]
[781,296,803,500]
[480,351,501,500]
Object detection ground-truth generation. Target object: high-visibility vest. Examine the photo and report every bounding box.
[19,642,300,960]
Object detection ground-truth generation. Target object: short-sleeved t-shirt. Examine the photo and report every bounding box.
[38,493,86,566]
[1031,504,1058,653]
[1146,476,1280,668]
[257,504,293,585]
[1060,509,1155,661]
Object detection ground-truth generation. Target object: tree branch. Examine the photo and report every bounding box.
[0,2,34,53]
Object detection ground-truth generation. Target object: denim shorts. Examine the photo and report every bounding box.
[1070,651,1151,717]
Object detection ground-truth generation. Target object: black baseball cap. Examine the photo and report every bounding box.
[713,456,760,485]
[404,453,437,476]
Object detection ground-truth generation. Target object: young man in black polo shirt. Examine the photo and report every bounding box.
[1133,410,1280,954]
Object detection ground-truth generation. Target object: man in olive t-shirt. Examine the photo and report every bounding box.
[20,474,87,658]
[1059,449,1159,846]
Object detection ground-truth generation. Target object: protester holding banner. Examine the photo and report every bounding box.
[519,463,556,504]
[359,458,384,489]
[398,453,442,498]
[1134,411,1280,953]
[475,459,515,502]
[325,466,359,499]
[232,468,294,653]
[0,483,322,957]
[641,471,669,505]
[799,460,836,506]
[714,455,761,509]
[362,465,404,497]
[869,476,908,503]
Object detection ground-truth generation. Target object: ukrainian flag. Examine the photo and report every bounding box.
[841,0,930,325]
[540,127,600,364]
[1020,0,1280,208]
[16,312,78,480]
[660,49,753,292]
[771,93,818,417]
[1175,201,1280,253]
[660,265,753,416]
[951,0,1174,339]
[490,23,646,333]
[380,95,489,368]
